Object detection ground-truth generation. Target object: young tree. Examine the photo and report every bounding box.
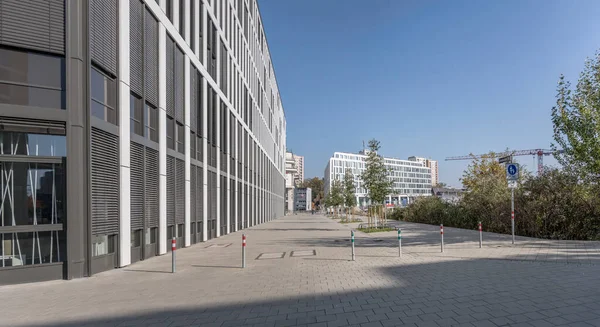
[362,139,393,225]
[551,51,600,183]
[327,177,344,218]
[342,170,357,221]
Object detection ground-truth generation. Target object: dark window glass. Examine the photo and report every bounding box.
[0,231,66,266]
[167,116,175,150]
[0,161,66,226]
[177,224,184,238]
[190,132,196,160]
[131,229,142,247]
[191,0,196,50]
[176,122,184,154]
[166,0,173,22]
[145,103,158,142]
[130,93,143,136]
[91,67,117,124]
[179,0,185,35]
[197,135,202,161]
[0,47,65,109]
[0,132,66,157]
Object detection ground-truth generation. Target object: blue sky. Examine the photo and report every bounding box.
[258,0,600,187]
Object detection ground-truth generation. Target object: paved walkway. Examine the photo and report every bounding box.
[3,214,600,327]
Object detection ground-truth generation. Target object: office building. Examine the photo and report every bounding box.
[285,151,297,213]
[293,154,304,185]
[0,0,286,285]
[324,151,432,207]
[294,187,312,211]
[408,156,439,186]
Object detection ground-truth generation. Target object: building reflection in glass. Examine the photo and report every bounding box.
[0,132,66,267]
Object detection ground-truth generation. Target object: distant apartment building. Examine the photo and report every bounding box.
[285,152,298,213]
[293,155,305,184]
[324,151,432,207]
[294,188,312,211]
[408,156,439,186]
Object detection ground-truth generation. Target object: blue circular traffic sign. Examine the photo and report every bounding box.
[508,164,517,175]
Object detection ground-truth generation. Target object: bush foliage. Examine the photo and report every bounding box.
[391,167,600,240]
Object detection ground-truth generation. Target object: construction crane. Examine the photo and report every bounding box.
[445,149,564,175]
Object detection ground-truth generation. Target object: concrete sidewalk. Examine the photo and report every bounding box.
[2,213,600,327]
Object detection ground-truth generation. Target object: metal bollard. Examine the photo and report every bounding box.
[478,222,482,248]
[171,237,176,273]
[351,230,355,261]
[440,224,444,253]
[398,228,402,258]
[242,234,246,268]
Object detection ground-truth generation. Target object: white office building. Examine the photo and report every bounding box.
[324,151,432,207]
[408,156,439,186]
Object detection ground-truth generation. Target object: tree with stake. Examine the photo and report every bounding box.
[343,169,357,222]
[362,139,393,227]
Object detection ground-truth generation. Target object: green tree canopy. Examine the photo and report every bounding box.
[300,177,324,203]
[343,170,357,208]
[551,52,600,182]
[362,139,393,205]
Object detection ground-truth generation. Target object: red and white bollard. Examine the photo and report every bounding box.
[440,224,444,253]
[242,234,246,268]
[171,237,176,273]
[478,222,482,248]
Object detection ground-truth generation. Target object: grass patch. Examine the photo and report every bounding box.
[357,227,396,233]
[340,219,363,223]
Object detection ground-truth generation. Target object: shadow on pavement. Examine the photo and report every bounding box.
[25,258,600,327]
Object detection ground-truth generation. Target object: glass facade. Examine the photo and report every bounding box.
[0,132,66,267]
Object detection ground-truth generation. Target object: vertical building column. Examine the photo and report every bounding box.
[184,57,191,247]
[215,99,220,237]
[65,0,89,279]
[158,23,168,255]
[226,110,230,234]
[118,0,131,267]
[184,0,190,44]
[234,119,238,231]
[202,78,208,241]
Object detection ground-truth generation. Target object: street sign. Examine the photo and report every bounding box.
[506,163,519,181]
[499,156,512,164]
[507,180,518,189]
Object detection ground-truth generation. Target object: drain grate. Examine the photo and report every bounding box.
[290,250,316,257]
[205,243,233,248]
[256,252,286,260]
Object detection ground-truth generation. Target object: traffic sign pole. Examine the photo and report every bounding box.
[398,229,402,258]
[511,188,515,245]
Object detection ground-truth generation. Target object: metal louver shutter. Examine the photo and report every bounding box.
[166,37,175,117]
[0,0,65,55]
[175,158,185,224]
[167,156,175,225]
[190,67,197,133]
[130,142,144,230]
[145,148,159,227]
[191,165,197,224]
[174,47,184,123]
[89,0,116,74]
[129,0,143,95]
[144,9,159,106]
[91,127,120,235]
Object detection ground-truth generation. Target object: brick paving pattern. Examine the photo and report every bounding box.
[2,213,600,327]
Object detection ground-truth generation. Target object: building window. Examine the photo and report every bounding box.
[166,0,173,22]
[0,47,66,109]
[145,103,159,142]
[190,132,196,160]
[91,66,117,124]
[130,93,143,136]
[92,235,115,257]
[190,0,196,50]
[179,0,185,35]
[131,229,142,247]
[167,116,175,150]
[176,122,184,154]
[145,227,157,245]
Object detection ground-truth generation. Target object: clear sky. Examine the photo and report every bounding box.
[258,0,600,187]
